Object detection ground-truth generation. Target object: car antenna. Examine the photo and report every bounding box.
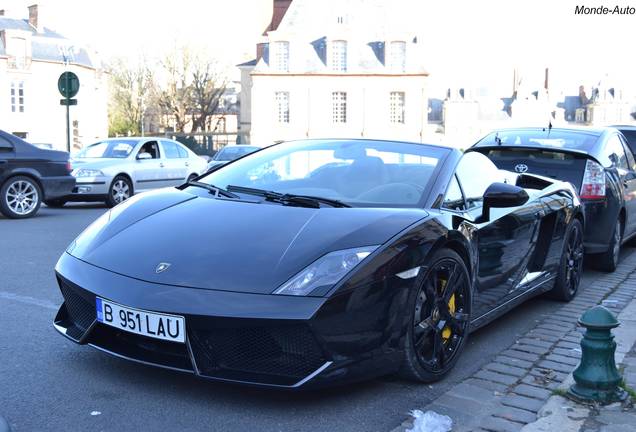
[547,121,552,138]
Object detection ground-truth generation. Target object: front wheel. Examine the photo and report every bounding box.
[105,175,132,208]
[399,248,471,383]
[0,176,42,219]
[548,219,584,301]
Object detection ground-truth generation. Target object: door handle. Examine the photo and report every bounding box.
[185,162,189,167]
[159,163,165,168]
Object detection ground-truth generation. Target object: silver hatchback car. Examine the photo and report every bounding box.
[47,137,208,207]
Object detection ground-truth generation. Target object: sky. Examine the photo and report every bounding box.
[2,0,635,93]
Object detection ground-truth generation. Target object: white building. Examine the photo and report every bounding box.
[0,4,107,151]
[240,0,429,145]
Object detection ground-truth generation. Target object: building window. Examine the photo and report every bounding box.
[275,92,290,123]
[10,82,25,113]
[8,37,28,69]
[330,40,347,72]
[390,92,405,124]
[388,41,406,72]
[332,92,347,123]
[273,41,289,72]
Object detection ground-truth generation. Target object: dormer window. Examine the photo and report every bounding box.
[330,40,347,72]
[388,41,406,73]
[8,37,28,69]
[273,41,289,72]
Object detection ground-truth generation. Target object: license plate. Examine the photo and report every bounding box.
[95,297,185,343]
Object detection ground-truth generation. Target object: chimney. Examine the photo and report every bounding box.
[28,4,43,33]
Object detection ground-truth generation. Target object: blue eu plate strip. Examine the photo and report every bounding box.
[95,297,103,322]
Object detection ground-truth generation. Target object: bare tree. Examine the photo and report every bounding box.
[155,48,192,133]
[108,58,154,136]
[154,47,227,133]
[190,58,227,133]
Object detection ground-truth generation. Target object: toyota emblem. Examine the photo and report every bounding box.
[515,164,528,173]
[155,262,171,274]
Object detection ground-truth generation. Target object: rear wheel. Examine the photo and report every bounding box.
[399,249,471,382]
[598,217,622,272]
[0,176,42,219]
[549,219,584,301]
[105,175,132,207]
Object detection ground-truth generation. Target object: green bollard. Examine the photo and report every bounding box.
[568,305,627,404]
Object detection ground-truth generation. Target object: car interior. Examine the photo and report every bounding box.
[258,156,437,206]
[138,141,160,159]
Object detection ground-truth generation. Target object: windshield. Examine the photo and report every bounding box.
[198,140,448,207]
[476,130,599,151]
[75,140,138,158]
[214,146,259,161]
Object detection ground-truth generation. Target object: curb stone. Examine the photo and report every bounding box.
[391,251,636,432]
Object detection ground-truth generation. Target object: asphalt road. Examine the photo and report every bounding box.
[0,204,626,432]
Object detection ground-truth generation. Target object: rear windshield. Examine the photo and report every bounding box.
[478,147,587,189]
[476,130,599,152]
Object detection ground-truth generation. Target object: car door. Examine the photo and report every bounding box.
[160,140,188,185]
[133,140,168,192]
[453,152,544,318]
[616,135,636,237]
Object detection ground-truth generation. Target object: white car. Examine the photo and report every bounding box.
[48,137,208,207]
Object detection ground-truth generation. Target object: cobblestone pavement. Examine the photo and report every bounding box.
[393,252,636,432]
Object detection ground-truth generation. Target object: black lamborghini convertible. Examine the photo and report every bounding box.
[54,139,584,388]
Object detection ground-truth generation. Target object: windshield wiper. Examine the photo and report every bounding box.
[186,181,240,199]
[227,185,351,208]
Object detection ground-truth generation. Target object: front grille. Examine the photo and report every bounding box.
[88,325,193,371]
[189,324,327,386]
[58,278,96,331]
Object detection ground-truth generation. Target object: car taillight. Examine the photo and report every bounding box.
[580,159,606,199]
[66,160,72,173]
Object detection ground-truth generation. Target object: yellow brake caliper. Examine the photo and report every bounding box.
[439,277,455,342]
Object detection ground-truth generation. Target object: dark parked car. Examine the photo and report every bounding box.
[54,139,582,389]
[469,127,636,271]
[0,130,75,219]
[206,145,261,171]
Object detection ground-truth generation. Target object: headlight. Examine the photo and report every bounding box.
[73,168,104,177]
[273,245,379,296]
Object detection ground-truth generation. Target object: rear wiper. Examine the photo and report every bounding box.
[227,185,351,208]
[186,181,239,199]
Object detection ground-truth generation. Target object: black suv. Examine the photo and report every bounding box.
[0,130,75,219]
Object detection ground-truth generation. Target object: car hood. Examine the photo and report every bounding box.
[68,189,428,295]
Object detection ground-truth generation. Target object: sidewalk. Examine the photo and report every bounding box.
[393,252,636,432]
[521,305,636,432]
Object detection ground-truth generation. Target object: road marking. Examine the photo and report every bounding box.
[0,291,58,310]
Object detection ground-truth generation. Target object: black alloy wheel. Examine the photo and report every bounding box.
[400,248,471,382]
[549,219,584,301]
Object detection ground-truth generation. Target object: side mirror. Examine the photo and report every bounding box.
[137,152,152,160]
[482,182,529,221]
